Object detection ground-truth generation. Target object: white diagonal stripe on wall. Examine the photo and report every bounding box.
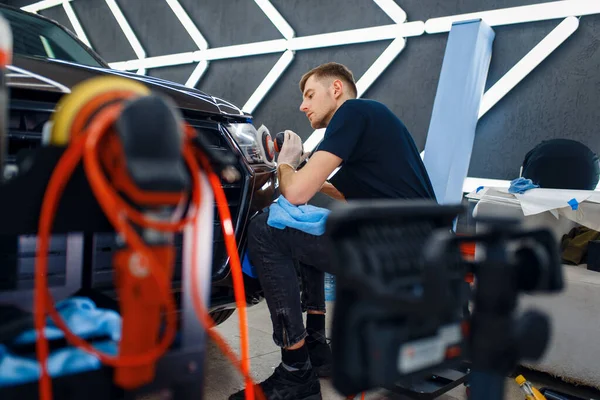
[254,0,295,40]
[185,60,209,88]
[478,16,579,118]
[242,50,295,114]
[165,0,209,50]
[373,0,407,24]
[62,0,91,48]
[22,0,70,12]
[104,0,146,74]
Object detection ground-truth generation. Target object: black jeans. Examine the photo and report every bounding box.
[247,210,334,348]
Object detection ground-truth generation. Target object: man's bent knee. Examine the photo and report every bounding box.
[247,212,272,257]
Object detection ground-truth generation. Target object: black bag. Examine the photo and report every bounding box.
[522,139,600,190]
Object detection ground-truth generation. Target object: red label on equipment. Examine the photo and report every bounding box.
[0,50,11,68]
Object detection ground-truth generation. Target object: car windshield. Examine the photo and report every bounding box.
[0,6,104,68]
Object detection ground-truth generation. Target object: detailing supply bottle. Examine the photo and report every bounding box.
[515,375,547,400]
[325,273,336,301]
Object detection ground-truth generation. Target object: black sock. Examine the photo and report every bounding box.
[281,343,311,372]
[306,313,326,347]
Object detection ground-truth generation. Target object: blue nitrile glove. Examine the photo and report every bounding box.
[509,177,539,194]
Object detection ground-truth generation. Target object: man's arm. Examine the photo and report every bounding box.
[320,182,345,202]
[278,150,342,205]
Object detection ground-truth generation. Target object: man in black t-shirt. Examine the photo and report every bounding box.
[230,63,435,400]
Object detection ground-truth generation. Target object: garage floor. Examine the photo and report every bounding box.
[204,302,599,400]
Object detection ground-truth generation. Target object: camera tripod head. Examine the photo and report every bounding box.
[325,200,563,399]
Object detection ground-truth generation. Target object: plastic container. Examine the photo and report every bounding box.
[540,388,589,400]
[325,273,335,301]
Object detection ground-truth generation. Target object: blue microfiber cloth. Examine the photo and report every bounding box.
[13,297,122,344]
[267,196,330,236]
[242,251,257,278]
[508,177,540,194]
[0,297,121,387]
[0,341,118,387]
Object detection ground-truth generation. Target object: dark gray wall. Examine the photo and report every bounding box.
[9,0,600,181]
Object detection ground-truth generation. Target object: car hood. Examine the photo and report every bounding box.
[6,55,248,119]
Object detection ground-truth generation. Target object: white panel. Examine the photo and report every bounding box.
[462,177,600,192]
[463,177,510,193]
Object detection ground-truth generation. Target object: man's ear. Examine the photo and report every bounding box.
[332,79,343,99]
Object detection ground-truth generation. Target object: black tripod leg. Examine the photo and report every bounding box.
[469,370,504,400]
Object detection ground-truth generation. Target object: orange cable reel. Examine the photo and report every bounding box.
[36,76,261,400]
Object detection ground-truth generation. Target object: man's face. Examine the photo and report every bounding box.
[299,75,337,129]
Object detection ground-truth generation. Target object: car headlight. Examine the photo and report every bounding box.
[227,123,275,165]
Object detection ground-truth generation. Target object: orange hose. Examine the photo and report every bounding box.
[195,153,264,400]
[35,106,183,399]
[35,101,262,400]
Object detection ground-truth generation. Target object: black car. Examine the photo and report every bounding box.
[0,4,276,326]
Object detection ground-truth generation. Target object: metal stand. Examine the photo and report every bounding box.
[391,363,471,399]
[323,194,563,400]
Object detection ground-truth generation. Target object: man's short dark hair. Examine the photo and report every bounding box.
[299,62,357,98]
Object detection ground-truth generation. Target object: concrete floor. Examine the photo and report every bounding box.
[204,302,599,400]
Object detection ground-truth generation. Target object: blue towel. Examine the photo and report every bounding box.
[13,297,122,344]
[0,297,122,387]
[242,251,257,278]
[0,341,118,387]
[267,196,330,236]
[508,177,540,194]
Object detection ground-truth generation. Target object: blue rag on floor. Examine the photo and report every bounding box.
[267,196,330,236]
[13,297,121,344]
[508,177,540,194]
[0,297,121,387]
[0,341,118,387]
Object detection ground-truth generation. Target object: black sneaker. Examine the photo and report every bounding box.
[308,340,333,378]
[228,364,322,400]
